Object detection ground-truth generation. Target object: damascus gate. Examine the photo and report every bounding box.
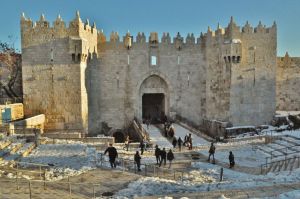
[20,11,278,135]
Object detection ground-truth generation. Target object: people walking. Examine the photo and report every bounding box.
[134,151,142,171]
[159,148,167,167]
[172,137,177,148]
[207,142,216,163]
[104,143,118,168]
[229,151,235,168]
[155,145,161,165]
[177,137,183,151]
[167,149,174,168]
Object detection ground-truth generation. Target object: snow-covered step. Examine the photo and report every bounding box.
[20,142,36,157]
[0,139,11,150]
[281,136,300,146]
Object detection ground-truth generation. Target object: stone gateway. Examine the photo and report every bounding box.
[20,12,277,134]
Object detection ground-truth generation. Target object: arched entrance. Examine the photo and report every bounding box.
[138,74,169,123]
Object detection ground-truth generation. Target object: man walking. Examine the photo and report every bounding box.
[159,148,167,167]
[229,151,235,168]
[167,149,174,169]
[134,151,142,171]
[207,142,216,164]
[177,137,183,151]
[140,140,145,155]
[104,143,118,168]
[155,145,161,165]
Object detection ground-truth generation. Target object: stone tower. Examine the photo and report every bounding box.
[21,11,98,131]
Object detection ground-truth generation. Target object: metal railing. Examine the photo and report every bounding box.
[0,178,101,199]
[261,156,300,174]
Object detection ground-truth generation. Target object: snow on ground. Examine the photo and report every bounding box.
[116,160,300,198]
[19,143,98,181]
[259,190,300,199]
[276,111,300,117]
[213,144,268,167]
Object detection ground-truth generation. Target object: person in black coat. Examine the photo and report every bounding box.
[229,151,235,168]
[134,151,142,171]
[154,145,161,165]
[167,149,174,168]
[172,137,177,148]
[140,140,145,155]
[104,144,118,168]
[177,137,183,151]
[159,148,167,167]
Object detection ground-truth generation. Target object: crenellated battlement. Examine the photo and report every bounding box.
[21,11,98,50]
[201,17,276,42]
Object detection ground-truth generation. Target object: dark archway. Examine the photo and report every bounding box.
[113,131,125,143]
[142,93,165,123]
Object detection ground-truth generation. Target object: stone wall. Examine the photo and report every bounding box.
[21,12,96,131]
[277,53,300,110]
[88,39,206,133]
[20,13,278,134]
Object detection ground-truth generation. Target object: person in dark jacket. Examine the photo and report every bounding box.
[177,137,183,151]
[172,137,177,148]
[229,151,235,168]
[207,142,216,163]
[134,151,142,171]
[104,144,118,168]
[154,145,161,165]
[159,148,167,167]
[140,140,145,155]
[167,149,174,168]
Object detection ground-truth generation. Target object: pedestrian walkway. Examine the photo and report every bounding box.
[143,124,172,148]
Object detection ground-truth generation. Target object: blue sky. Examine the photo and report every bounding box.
[0,0,299,56]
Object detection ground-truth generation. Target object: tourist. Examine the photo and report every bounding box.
[184,134,189,146]
[104,143,118,168]
[177,137,183,151]
[155,145,161,165]
[188,136,193,150]
[167,149,174,169]
[140,140,145,155]
[207,142,216,163]
[229,151,235,168]
[159,148,167,167]
[172,137,177,148]
[124,135,130,151]
[134,151,142,171]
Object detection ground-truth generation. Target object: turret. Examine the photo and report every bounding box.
[136,32,146,43]
[174,32,183,50]
[225,16,240,39]
[123,31,132,49]
[161,32,171,44]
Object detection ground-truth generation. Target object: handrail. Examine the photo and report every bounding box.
[261,156,300,174]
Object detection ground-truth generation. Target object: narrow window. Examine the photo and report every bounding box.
[228,56,231,63]
[237,56,241,63]
[151,56,157,66]
[77,54,81,62]
[224,56,227,63]
[232,56,236,63]
[72,53,75,61]
[50,49,54,62]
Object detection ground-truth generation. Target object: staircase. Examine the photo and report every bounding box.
[262,156,300,174]
[0,135,36,161]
